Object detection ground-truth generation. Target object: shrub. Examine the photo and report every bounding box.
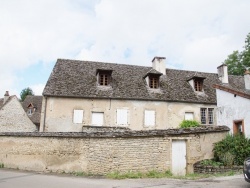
[213,134,250,165]
[179,120,200,128]
[200,159,223,167]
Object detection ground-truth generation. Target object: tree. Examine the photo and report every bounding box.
[224,32,250,75]
[20,87,34,101]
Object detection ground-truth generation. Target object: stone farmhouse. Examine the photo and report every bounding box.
[214,67,250,137]
[0,91,37,132]
[40,57,236,132]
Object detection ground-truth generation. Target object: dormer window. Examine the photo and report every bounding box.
[194,79,203,91]
[144,70,162,90]
[27,103,35,116]
[187,76,206,92]
[149,75,159,89]
[96,69,112,86]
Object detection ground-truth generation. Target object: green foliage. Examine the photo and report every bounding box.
[0,163,4,168]
[20,87,34,101]
[179,120,200,128]
[213,134,250,165]
[200,159,223,167]
[224,32,250,75]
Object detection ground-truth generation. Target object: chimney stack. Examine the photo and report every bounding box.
[4,91,9,104]
[244,69,250,90]
[152,57,166,75]
[217,64,228,84]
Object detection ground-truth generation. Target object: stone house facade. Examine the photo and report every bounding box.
[40,57,240,132]
[214,68,250,137]
[0,91,37,132]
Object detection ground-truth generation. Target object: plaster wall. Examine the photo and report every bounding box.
[0,97,37,132]
[40,97,216,132]
[216,89,250,137]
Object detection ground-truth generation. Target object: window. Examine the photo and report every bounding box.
[116,109,128,126]
[144,110,155,126]
[200,108,214,125]
[233,120,244,135]
[73,110,83,124]
[149,76,159,89]
[99,73,109,86]
[194,79,203,91]
[185,112,194,120]
[92,112,104,126]
[27,108,33,116]
[97,70,112,86]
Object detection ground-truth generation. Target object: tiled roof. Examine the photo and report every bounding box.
[22,95,43,125]
[0,96,15,109]
[43,59,243,104]
[214,75,250,99]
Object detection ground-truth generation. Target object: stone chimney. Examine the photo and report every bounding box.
[4,91,9,104]
[244,69,250,90]
[152,57,166,75]
[217,64,228,84]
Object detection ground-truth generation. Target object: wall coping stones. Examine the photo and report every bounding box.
[0,126,229,138]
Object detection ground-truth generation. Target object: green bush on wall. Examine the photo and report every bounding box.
[179,120,200,128]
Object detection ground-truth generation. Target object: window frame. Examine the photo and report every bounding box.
[149,75,160,89]
[194,79,203,92]
[97,70,112,86]
[200,108,214,125]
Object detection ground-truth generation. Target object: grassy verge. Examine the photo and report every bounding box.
[106,170,238,180]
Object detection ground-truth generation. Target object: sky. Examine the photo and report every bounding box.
[1,0,250,98]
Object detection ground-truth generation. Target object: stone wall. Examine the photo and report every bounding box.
[0,96,37,132]
[194,163,243,174]
[0,126,229,175]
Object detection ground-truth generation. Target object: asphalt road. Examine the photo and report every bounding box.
[0,169,249,188]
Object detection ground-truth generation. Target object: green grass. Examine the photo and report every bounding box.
[106,170,238,180]
[0,163,4,168]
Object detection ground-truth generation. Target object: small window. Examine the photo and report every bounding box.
[144,110,155,126]
[194,79,203,91]
[185,112,194,120]
[97,70,112,86]
[200,108,214,125]
[99,73,109,86]
[149,76,159,89]
[92,112,104,126]
[27,108,33,116]
[233,120,244,135]
[116,109,128,126]
[73,110,83,124]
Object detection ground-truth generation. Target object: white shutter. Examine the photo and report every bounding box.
[117,109,128,126]
[185,112,194,120]
[73,110,83,124]
[144,110,155,126]
[92,112,104,126]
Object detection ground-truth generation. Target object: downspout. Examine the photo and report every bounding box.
[42,96,47,132]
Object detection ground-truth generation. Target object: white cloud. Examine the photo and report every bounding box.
[30,84,45,96]
[1,0,250,96]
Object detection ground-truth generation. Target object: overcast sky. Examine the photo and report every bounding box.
[1,0,250,97]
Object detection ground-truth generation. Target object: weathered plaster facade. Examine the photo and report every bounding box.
[40,97,216,132]
[0,126,228,175]
[0,96,37,132]
[216,89,250,137]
